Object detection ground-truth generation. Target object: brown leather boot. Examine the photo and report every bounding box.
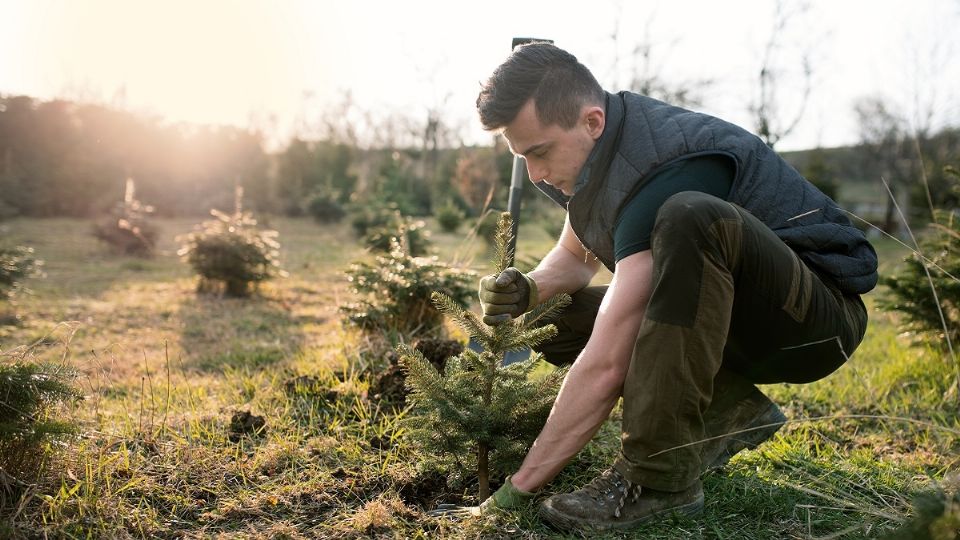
[700,385,787,472]
[539,468,704,532]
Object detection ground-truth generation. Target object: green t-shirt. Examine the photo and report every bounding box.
[613,154,735,262]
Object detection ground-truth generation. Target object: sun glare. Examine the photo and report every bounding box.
[27,0,313,128]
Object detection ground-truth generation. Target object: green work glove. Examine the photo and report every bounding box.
[427,477,535,518]
[478,476,536,513]
[478,267,538,326]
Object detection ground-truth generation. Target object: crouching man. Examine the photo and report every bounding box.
[474,42,877,532]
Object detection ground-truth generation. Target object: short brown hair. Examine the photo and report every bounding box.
[476,42,605,131]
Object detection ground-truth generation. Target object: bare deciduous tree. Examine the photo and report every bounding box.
[750,0,816,149]
[854,96,915,235]
[602,2,712,108]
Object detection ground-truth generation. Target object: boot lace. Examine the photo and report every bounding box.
[581,468,642,518]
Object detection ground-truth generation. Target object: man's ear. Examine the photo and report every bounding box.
[583,106,605,140]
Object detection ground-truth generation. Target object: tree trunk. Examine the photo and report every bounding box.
[478,442,490,501]
[478,350,496,502]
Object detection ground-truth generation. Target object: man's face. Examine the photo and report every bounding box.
[502,99,605,196]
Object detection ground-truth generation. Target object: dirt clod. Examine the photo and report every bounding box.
[228,410,266,442]
[368,338,463,407]
[368,435,392,451]
[413,337,464,373]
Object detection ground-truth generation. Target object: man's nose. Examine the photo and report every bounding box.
[525,158,547,182]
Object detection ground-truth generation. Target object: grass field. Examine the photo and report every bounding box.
[0,216,958,539]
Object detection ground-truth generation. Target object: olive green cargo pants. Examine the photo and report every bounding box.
[534,191,868,492]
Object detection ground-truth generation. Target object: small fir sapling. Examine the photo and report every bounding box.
[177,187,285,297]
[0,246,41,303]
[881,165,960,346]
[398,212,571,501]
[0,245,42,325]
[435,201,466,233]
[341,238,473,337]
[0,358,81,480]
[92,178,158,256]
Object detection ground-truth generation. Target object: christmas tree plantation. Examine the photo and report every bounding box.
[398,212,571,501]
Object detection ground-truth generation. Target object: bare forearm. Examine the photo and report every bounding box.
[510,251,654,493]
[511,359,624,491]
[529,245,598,302]
[527,217,599,304]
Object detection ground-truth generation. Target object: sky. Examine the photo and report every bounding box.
[1,0,958,152]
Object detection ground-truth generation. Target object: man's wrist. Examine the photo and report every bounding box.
[490,475,536,508]
[522,274,539,312]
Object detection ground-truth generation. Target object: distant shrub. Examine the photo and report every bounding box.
[178,188,285,297]
[880,166,960,346]
[435,201,465,233]
[341,239,474,337]
[93,179,158,256]
[349,200,403,237]
[802,149,840,201]
[349,199,432,256]
[540,214,565,240]
[306,190,347,224]
[0,358,81,481]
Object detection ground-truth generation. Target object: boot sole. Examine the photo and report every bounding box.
[703,402,787,472]
[539,491,704,532]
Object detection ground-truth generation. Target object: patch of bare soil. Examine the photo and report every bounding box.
[228,410,266,442]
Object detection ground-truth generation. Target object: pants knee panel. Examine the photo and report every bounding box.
[653,191,737,243]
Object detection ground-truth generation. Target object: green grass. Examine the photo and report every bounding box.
[0,218,957,538]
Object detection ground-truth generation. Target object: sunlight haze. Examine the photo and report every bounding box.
[1,0,958,151]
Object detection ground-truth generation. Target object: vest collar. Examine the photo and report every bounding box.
[572,92,625,196]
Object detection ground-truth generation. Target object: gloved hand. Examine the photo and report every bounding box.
[480,475,536,511]
[427,476,535,518]
[478,267,538,325]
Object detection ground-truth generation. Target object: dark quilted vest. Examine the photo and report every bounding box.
[535,92,878,295]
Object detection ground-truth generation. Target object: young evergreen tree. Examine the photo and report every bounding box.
[178,187,284,297]
[92,178,158,256]
[398,212,571,501]
[0,245,42,324]
[341,236,473,338]
[0,246,41,302]
[881,166,960,346]
[0,359,81,479]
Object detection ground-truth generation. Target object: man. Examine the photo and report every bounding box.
[474,42,877,531]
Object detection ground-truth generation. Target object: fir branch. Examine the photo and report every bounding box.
[530,366,570,403]
[397,345,447,404]
[430,291,492,344]
[504,326,560,352]
[456,350,490,375]
[519,293,573,329]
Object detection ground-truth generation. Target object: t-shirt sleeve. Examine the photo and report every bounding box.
[613,154,735,262]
